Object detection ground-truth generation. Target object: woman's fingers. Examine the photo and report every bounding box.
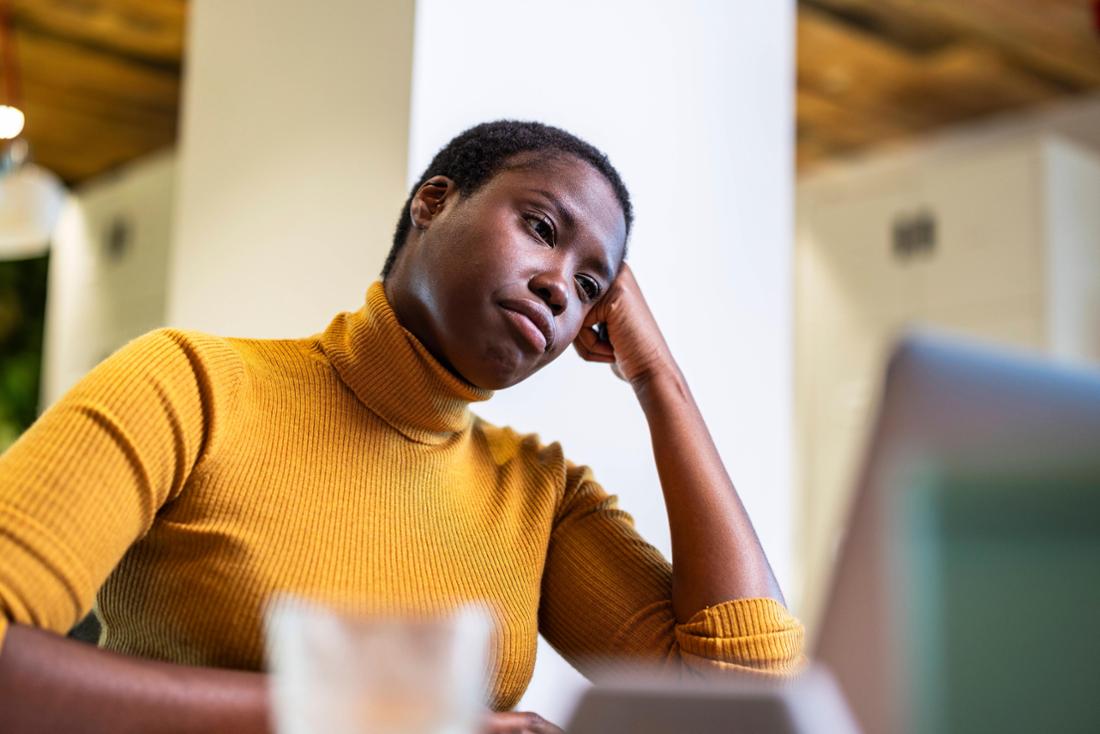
[482,710,565,733]
[578,261,674,387]
[573,339,616,365]
[573,323,615,362]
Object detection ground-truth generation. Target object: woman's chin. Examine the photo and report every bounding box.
[463,346,540,391]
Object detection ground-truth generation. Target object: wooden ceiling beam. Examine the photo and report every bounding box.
[801,0,961,55]
[11,0,185,69]
[797,88,910,149]
[20,93,177,143]
[913,45,1063,117]
[796,3,1070,169]
[14,26,179,113]
[805,0,1100,89]
[798,7,964,131]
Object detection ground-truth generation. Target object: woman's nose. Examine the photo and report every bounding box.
[529,272,568,317]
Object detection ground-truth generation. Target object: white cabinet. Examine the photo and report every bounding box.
[795,135,1100,626]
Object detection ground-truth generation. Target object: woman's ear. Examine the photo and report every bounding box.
[409,175,454,231]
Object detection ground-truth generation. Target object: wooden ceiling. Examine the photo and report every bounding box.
[4,0,183,183]
[797,0,1100,169]
[3,0,1098,183]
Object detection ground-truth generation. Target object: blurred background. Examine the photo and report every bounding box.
[0,0,1098,723]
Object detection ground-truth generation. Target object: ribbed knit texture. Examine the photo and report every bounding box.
[0,281,804,709]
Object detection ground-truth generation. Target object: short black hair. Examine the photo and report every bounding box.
[382,120,633,279]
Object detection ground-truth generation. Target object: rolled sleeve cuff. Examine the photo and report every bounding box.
[675,597,806,676]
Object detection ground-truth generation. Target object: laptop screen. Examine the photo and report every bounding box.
[898,471,1100,734]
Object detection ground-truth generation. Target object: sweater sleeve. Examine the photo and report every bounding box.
[0,329,242,652]
[537,462,805,678]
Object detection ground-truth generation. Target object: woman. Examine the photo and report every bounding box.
[0,121,803,733]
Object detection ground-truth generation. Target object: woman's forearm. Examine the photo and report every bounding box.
[0,623,270,734]
[633,362,784,623]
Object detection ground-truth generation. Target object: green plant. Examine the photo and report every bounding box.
[0,254,48,451]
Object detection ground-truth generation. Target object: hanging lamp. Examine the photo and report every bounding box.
[0,0,66,260]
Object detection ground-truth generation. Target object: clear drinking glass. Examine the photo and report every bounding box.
[266,597,492,734]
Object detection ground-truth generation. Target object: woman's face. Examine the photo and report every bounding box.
[386,153,627,390]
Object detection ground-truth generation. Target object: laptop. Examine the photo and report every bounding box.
[815,331,1100,733]
[568,332,1100,734]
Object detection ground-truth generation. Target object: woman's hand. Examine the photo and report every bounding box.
[573,262,676,389]
[482,710,564,734]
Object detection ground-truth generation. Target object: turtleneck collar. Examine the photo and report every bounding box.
[318,281,493,444]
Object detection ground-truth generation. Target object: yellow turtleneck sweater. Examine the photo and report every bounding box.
[0,282,803,709]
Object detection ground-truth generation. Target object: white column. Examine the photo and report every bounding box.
[409,0,795,722]
[171,0,794,721]
[169,0,416,336]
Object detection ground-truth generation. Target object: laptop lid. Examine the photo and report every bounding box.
[815,332,1100,733]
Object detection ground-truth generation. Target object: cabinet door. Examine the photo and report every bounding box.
[915,144,1043,324]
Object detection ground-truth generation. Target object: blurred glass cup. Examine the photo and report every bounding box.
[266,597,492,734]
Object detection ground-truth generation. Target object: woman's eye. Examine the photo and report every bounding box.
[526,214,556,246]
[577,275,600,300]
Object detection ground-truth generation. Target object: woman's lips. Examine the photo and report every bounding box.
[499,299,554,354]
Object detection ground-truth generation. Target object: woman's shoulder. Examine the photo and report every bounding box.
[469,417,607,522]
[98,327,241,378]
[91,327,316,410]
[470,415,569,471]
[121,327,325,380]
[467,417,600,489]
[73,328,252,416]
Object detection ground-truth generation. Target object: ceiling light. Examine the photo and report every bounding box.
[0,103,22,139]
[0,140,66,259]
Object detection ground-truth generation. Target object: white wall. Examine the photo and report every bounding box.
[42,150,176,408]
[410,0,795,722]
[169,0,416,336]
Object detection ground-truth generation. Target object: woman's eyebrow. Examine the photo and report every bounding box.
[591,256,616,284]
[528,188,576,232]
